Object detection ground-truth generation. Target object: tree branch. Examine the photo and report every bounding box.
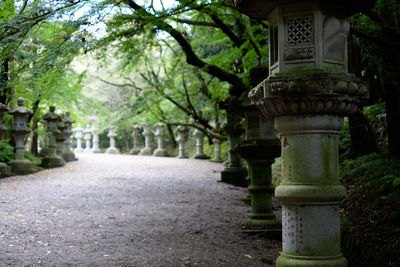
[123,0,248,94]
[351,27,400,48]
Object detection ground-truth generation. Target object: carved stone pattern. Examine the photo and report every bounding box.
[254,96,358,118]
[250,74,368,99]
[287,17,312,45]
[284,47,314,60]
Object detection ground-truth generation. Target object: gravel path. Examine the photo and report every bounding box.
[0,153,281,266]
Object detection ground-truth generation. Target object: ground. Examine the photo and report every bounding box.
[0,153,281,266]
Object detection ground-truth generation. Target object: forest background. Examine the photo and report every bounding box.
[0,0,399,266]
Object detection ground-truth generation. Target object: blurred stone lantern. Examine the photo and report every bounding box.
[176,125,189,158]
[235,0,368,266]
[83,126,92,153]
[0,103,11,177]
[153,122,167,157]
[106,128,119,154]
[56,114,67,157]
[74,124,84,153]
[91,125,101,153]
[193,128,208,159]
[220,112,247,186]
[62,111,77,161]
[8,98,35,174]
[236,107,281,233]
[42,106,65,168]
[130,125,141,155]
[139,123,153,155]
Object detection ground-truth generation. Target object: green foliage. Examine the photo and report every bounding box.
[341,153,400,266]
[24,150,41,165]
[364,101,387,148]
[0,140,15,162]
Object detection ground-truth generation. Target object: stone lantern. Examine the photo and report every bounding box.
[62,111,77,161]
[176,125,189,158]
[106,128,119,154]
[56,114,67,157]
[153,122,167,157]
[220,113,247,187]
[83,126,92,153]
[91,125,101,153]
[193,128,208,159]
[139,123,153,156]
[0,103,11,177]
[74,124,84,153]
[211,138,223,162]
[130,125,141,155]
[42,106,65,168]
[236,108,281,233]
[236,0,368,266]
[8,98,35,174]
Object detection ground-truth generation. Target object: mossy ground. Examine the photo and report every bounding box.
[340,153,400,266]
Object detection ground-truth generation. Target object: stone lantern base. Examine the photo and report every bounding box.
[8,159,36,175]
[221,167,248,187]
[237,140,281,233]
[139,147,152,156]
[62,151,77,162]
[41,155,65,169]
[130,148,140,155]
[106,147,119,154]
[0,162,12,178]
[153,148,168,157]
[194,153,209,160]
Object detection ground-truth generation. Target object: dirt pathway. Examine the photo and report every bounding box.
[0,153,281,266]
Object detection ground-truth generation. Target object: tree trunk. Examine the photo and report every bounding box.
[347,35,380,157]
[166,123,176,149]
[381,32,400,157]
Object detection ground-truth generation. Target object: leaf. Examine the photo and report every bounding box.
[392,177,400,187]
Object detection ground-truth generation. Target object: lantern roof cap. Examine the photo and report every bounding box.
[8,97,33,115]
[234,0,370,20]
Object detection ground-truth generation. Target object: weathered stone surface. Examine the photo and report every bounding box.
[193,128,208,160]
[62,111,77,161]
[73,124,84,153]
[130,125,141,155]
[236,0,369,265]
[41,106,65,168]
[106,129,119,154]
[210,138,223,162]
[220,114,247,187]
[139,123,153,156]
[153,123,168,157]
[91,125,102,154]
[83,127,92,153]
[176,125,189,158]
[8,98,36,174]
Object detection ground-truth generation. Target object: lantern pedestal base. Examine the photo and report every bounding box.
[0,162,12,178]
[153,149,168,157]
[9,159,36,175]
[194,154,209,160]
[139,148,152,156]
[240,216,281,234]
[92,148,102,153]
[106,147,119,154]
[276,253,347,267]
[130,149,140,155]
[41,155,65,168]
[62,151,77,162]
[220,167,247,187]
